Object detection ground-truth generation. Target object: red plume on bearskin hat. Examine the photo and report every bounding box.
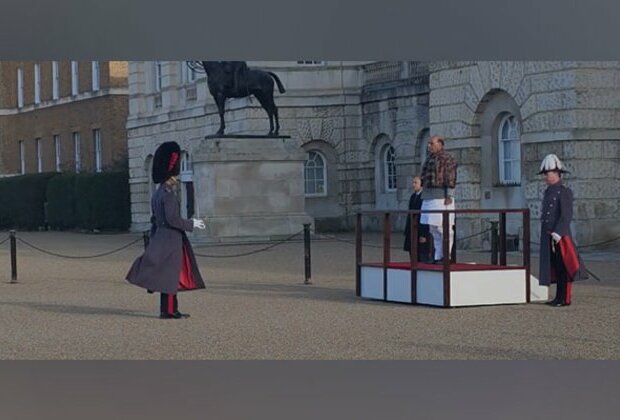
[152,141,181,184]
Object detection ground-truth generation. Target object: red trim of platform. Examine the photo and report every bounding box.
[362,262,526,271]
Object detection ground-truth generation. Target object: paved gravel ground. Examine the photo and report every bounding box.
[1,231,618,360]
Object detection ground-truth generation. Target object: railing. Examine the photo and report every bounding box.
[363,61,430,85]
[363,62,403,84]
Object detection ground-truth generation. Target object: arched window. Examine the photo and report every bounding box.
[304,150,327,196]
[180,151,192,175]
[144,154,155,194]
[383,145,397,192]
[183,61,197,83]
[498,114,521,184]
[154,61,163,92]
[179,151,194,218]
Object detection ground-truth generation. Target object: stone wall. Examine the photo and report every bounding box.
[429,61,620,248]
[127,61,620,249]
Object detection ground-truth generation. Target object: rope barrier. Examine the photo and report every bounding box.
[315,233,403,250]
[575,236,620,249]
[526,235,620,250]
[193,230,304,258]
[456,228,493,242]
[520,236,620,283]
[316,227,494,250]
[16,237,144,259]
[5,229,620,261]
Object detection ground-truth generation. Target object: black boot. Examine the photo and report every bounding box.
[160,312,183,319]
[160,293,182,318]
[547,278,567,307]
[172,295,190,318]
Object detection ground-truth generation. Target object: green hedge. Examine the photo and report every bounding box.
[0,173,56,230]
[0,171,131,231]
[45,173,77,230]
[73,171,131,231]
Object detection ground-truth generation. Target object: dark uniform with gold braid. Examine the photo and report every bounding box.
[537,154,587,307]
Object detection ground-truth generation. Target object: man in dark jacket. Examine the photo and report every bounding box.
[538,154,587,307]
[403,176,431,262]
[126,142,207,319]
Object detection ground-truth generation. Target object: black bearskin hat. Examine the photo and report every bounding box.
[152,141,181,184]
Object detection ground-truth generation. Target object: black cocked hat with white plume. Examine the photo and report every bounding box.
[538,154,570,174]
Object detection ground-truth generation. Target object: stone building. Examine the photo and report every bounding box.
[0,61,129,176]
[429,62,620,248]
[126,61,620,248]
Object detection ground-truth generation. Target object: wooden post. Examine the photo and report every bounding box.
[410,212,418,304]
[355,213,362,296]
[490,221,499,265]
[383,213,391,301]
[523,210,531,303]
[442,211,451,307]
[499,212,507,266]
[303,223,312,285]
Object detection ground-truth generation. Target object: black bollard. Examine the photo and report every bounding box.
[143,230,150,250]
[10,230,17,283]
[303,223,312,284]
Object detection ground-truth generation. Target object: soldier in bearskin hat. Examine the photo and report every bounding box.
[126,141,206,319]
[538,154,587,307]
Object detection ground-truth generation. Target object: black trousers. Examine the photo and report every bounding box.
[160,293,178,315]
[551,247,568,303]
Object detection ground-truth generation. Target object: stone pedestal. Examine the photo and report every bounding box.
[192,136,313,242]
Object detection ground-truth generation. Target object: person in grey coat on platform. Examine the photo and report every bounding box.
[403,176,431,262]
[126,141,206,319]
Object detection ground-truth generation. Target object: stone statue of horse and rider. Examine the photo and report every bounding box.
[188,61,286,136]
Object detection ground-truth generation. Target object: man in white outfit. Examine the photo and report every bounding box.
[419,135,458,263]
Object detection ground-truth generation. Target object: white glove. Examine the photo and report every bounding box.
[551,232,561,243]
[192,218,206,230]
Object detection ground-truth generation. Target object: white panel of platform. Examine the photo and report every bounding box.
[387,269,412,303]
[450,269,526,306]
[361,266,549,307]
[416,271,444,306]
[360,267,384,300]
[529,274,549,302]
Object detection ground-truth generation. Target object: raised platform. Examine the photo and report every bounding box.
[358,262,548,307]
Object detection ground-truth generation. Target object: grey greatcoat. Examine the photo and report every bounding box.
[126,184,205,294]
[538,182,586,285]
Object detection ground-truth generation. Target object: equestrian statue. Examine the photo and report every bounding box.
[187,61,286,136]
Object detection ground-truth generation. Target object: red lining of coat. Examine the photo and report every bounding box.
[549,236,580,284]
[178,243,198,290]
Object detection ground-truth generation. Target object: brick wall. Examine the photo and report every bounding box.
[0,61,129,175]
